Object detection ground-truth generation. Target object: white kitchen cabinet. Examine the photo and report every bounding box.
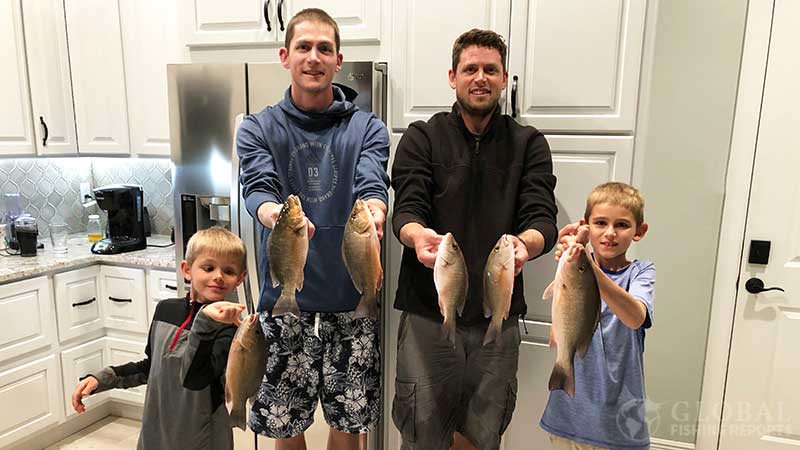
[391,0,512,130]
[105,337,147,405]
[184,0,381,47]
[0,355,63,448]
[60,338,110,417]
[506,0,646,132]
[147,269,179,322]
[64,0,131,155]
[20,0,79,155]
[100,266,149,333]
[0,276,56,364]
[0,0,35,155]
[119,0,183,156]
[54,266,103,343]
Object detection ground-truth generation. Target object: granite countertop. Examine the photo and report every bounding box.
[0,234,176,284]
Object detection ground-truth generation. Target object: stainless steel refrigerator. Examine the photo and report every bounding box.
[167,62,388,450]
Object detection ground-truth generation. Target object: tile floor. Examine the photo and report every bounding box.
[43,417,140,450]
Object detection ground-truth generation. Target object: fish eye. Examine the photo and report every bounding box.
[578,264,586,273]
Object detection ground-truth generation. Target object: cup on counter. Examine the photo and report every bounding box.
[50,223,69,254]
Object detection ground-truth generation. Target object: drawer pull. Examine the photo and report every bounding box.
[165,284,177,291]
[72,297,97,307]
[109,296,133,303]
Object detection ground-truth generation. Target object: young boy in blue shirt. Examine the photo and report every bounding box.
[540,182,656,450]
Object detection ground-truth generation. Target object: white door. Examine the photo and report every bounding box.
[283,0,381,42]
[185,0,278,46]
[0,0,35,156]
[21,0,79,155]
[390,0,512,130]
[506,0,646,133]
[64,0,131,155]
[720,1,800,448]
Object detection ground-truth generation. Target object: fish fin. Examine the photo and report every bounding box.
[342,246,363,293]
[441,316,456,348]
[548,360,576,398]
[549,327,556,349]
[542,281,555,300]
[576,337,592,360]
[483,300,492,318]
[353,293,378,319]
[269,267,280,289]
[378,266,384,292]
[483,318,502,346]
[457,300,465,316]
[228,401,247,430]
[271,291,300,318]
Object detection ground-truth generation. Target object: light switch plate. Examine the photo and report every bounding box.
[80,182,92,204]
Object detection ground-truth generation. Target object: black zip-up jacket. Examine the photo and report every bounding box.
[391,103,558,325]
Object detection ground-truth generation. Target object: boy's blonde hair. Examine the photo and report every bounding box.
[584,182,645,226]
[184,227,247,271]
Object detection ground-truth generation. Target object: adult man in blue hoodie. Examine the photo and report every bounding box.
[237,8,390,450]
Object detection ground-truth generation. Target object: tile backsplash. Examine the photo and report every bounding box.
[0,158,173,237]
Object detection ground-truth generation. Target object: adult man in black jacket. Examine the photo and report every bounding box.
[391,29,558,450]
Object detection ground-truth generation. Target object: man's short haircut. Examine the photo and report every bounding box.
[284,8,340,53]
[584,182,646,226]
[451,28,508,73]
[184,226,247,272]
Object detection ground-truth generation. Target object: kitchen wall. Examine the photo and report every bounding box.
[0,158,173,237]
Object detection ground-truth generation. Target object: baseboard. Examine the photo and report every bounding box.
[651,437,696,450]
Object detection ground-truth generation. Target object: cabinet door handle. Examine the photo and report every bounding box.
[264,0,272,32]
[165,284,177,291]
[72,297,97,307]
[277,0,285,31]
[109,296,133,303]
[511,75,518,119]
[40,116,49,146]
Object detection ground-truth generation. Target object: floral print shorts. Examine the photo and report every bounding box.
[248,312,381,439]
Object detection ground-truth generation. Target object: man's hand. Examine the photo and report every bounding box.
[71,376,99,414]
[365,199,387,240]
[554,221,589,262]
[257,201,316,239]
[413,228,443,269]
[509,235,529,276]
[203,301,246,326]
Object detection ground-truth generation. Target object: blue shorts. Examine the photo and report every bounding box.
[248,312,381,438]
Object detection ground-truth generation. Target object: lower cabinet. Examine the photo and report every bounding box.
[106,337,147,405]
[54,266,103,342]
[100,266,148,333]
[0,276,56,363]
[60,337,109,417]
[0,355,63,448]
[147,269,178,322]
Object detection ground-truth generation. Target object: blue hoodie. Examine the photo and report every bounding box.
[237,86,390,313]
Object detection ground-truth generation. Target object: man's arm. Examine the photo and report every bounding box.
[354,116,391,238]
[516,133,558,258]
[399,222,441,269]
[391,123,434,242]
[237,115,283,222]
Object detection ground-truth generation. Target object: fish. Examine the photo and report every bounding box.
[434,232,468,346]
[225,313,267,430]
[342,199,383,319]
[542,239,601,398]
[482,234,515,346]
[267,194,308,318]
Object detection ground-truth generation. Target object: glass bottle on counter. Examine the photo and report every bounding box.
[87,214,103,243]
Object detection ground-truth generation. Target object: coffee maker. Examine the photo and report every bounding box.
[91,185,147,254]
[13,215,38,256]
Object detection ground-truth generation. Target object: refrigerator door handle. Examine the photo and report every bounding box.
[230,113,259,314]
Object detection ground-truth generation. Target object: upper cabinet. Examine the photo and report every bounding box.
[506,0,646,133]
[21,0,79,155]
[391,0,646,133]
[0,0,35,156]
[185,0,381,47]
[120,0,183,156]
[64,0,131,155]
[391,0,512,130]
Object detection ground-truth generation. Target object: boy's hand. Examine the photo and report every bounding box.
[510,235,529,276]
[203,302,246,326]
[71,376,99,414]
[413,228,443,269]
[554,222,589,262]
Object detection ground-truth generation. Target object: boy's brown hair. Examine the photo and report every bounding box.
[584,182,645,226]
[451,28,508,73]
[284,8,340,53]
[184,227,247,271]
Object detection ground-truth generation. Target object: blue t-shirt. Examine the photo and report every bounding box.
[540,258,656,450]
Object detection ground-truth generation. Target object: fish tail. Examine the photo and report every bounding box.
[548,359,576,398]
[441,316,456,347]
[272,291,300,318]
[353,293,378,319]
[482,318,502,346]
[228,401,247,430]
